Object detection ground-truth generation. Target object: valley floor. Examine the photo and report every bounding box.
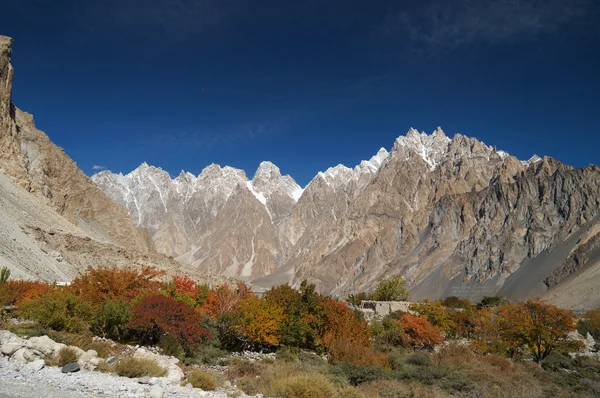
[0,355,236,398]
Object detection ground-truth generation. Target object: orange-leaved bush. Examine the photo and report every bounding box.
[235,295,286,347]
[497,298,579,363]
[71,266,165,305]
[0,280,51,306]
[129,294,210,352]
[399,314,443,349]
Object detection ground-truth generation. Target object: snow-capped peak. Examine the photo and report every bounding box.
[392,127,451,170]
[250,161,304,202]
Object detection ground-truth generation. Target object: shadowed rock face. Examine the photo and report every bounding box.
[0,36,180,281]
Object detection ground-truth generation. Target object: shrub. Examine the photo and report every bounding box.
[225,358,266,379]
[113,357,167,378]
[18,287,93,333]
[337,386,365,398]
[331,362,392,386]
[399,314,443,349]
[235,295,285,348]
[0,280,51,306]
[46,346,79,367]
[542,352,574,372]
[188,343,229,366]
[358,379,440,398]
[47,331,123,358]
[70,266,165,306]
[579,308,600,341]
[187,370,218,390]
[91,299,131,340]
[157,334,184,359]
[406,352,432,367]
[370,276,410,301]
[327,339,390,367]
[274,373,339,398]
[129,294,210,352]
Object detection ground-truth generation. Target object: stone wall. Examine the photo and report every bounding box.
[353,300,413,322]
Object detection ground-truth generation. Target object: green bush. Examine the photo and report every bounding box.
[91,299,131,340]
[187,370,218,390]
[542,352,573,372]
[18,289,93,333]
[158,334,185,359]
[406,352,432,367]
[331,362,391,386]
[187,342,229,365]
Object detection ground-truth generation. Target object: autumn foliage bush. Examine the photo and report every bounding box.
[129,294,210,352]
[399,314,443,350]
[0,280,51,306]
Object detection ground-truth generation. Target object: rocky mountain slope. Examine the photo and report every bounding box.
[92,121,600,310]
[0,35,205,282]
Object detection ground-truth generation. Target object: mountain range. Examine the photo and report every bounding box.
[2,34,600,311]
[93,125,600,310]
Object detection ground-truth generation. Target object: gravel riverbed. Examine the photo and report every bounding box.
[0,355,250,398]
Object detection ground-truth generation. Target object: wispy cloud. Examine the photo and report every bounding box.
[149,114,298,151]
[92,165,106,170]
[71,0,246,45]
[378,0,597,56]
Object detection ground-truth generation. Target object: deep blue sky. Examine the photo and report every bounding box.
[1,0,599,186]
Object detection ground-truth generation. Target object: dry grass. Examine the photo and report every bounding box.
[358,379,448,398]
[113,357,167,378]
[45,346,79,367]
[187,370,218,391]
[47,330,125,358]
[273,373,339,398]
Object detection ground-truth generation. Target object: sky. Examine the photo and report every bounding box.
[1,0,599,186]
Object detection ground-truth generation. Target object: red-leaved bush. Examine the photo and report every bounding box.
[129,294,210,352]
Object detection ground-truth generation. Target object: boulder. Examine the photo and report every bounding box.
[26,335,57,356]
[0,342,22,356]
[24,359,45,372]
[148,386,164,398]
[10,348,30,364]
[0,335,24,356]
[61,362,80,373]
[78,349,99,370]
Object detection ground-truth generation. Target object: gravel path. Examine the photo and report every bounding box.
[0,356,246,398]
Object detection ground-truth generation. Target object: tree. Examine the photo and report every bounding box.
[129,294,210,353]
[497,299,579,364]
[398,314,443,350]
[18,287,93,333]
[0,267,10,284]
[71,266,165,306]
[92,299,131,340]
[477,296,508,309]
[410,299,456,336]
[370,276,410,301]
[578,308,600,341]
[235,295,285,348]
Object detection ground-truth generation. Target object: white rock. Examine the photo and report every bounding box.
[148,385,164,398]
[0,343,22,356]
[26,335,57,356]
[24,358,45,372]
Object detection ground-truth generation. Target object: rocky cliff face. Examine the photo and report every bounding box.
[0,36,202,283]
[0,36,153,254]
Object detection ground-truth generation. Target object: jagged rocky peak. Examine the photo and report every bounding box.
[392,127,452,170]
[251,161,303,202]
